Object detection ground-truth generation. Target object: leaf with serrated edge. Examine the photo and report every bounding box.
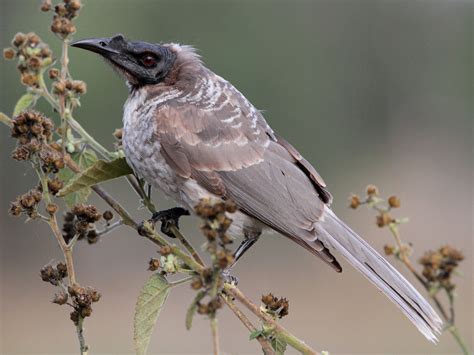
[134,274,171,355]
[58,157,132,197]
[185,290,205,330]
[13,94,37,116]
[57,149,98,207]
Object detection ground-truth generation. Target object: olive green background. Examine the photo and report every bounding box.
[0,0,472,354]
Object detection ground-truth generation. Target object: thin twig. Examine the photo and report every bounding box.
[222,294,275,355]
[76,317,88,355]
[169,225,205,267]
[96,219,123,237]
[224,283,319,355]
[210,316,220,355]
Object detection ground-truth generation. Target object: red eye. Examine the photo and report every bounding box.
[141,55,157,68]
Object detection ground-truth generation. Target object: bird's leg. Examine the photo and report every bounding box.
[149,207,190,238]
[222,231,261,284]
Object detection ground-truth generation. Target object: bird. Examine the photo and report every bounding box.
[72,34,443,342]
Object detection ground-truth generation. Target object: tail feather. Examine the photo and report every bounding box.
[315,208,443,342]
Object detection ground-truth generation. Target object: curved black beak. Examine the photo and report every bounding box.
[71,37,120,56]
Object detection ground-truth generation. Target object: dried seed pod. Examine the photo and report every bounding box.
[102,210,113,221]
[388,195,401,208]
[190,277,203,290]
[48,68,59,80]
[148,258,160,271]
[366,184,379,197]
[349,194,361,209]
[52,291,68,305]
[9,201,22,216]
[48,178,64,195]
[159,245,171,256]
[40,0,52,12]
[3,48,15,60]
[383,244,395,256]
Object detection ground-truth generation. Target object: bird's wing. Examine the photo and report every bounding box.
[154,81,341,271]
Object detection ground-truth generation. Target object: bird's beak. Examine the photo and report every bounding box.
[71,37,120,57]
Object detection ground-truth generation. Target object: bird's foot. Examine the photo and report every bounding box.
[148,207,190,238]
[221,269,239,286]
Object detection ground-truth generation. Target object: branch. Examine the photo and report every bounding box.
[224,283,319,355]
[222,293,275,355]
[210,317,220,355]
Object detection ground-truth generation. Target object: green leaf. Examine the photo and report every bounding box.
[58,157,133,197]
[249,329,264,340]
[271,336,287,355]
[134,273,171,355]
[185,290,206,330]
[57,149,98,207]
[13,93,37,116]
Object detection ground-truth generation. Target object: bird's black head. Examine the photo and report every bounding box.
[71,34,176,86]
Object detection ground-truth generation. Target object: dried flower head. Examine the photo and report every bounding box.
[388,195,401,208]
[349,194,361,209]
[102,210,113,221]
[366,184,379,197]
[52,291,68,305]
[261,293,290,318]
[376,212,393,227]
[148,258,160,271]
[72,204,101,224]
[419,245,464,291]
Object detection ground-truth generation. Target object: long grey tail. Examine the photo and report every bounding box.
[315,208,443,342]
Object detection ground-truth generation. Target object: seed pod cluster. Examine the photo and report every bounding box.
[9,188,43,218]
[10,111,55,161]
[261,293,290,319]
[52,79,87,102]
[40,262,68,286]
[196,296,222,316]
[3,32,53,88]
[67,285,101,324]
[419,245,464,291]
[62,205,103,244]
[43,0,82,38]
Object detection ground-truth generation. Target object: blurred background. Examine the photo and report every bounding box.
[0,0,472,354]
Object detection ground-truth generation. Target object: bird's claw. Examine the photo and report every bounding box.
[147,207,190,238]
[221,269,239,285]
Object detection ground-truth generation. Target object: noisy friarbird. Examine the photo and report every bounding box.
[72,34,442,342]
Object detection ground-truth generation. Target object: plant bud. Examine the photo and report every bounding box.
[53,80,66,94]
[48,68,60,80]
[46,203,58,216]
[159,245,171,256]
[388,195,401,208]
[190,277,203,290]
[102,210,113,221]
[12,32,26,47]
[376,212,392,227]
[384,244,395,256]
[148,258,160,271]
[366,184,379,196]
[3,48,15,60]
[52,292,68,305]
[349,194,361,209]
[40,0,52,11]
[80,306,93,318]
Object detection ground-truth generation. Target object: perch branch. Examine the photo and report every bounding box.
[222,293,275,355]
[224,283,319,355]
